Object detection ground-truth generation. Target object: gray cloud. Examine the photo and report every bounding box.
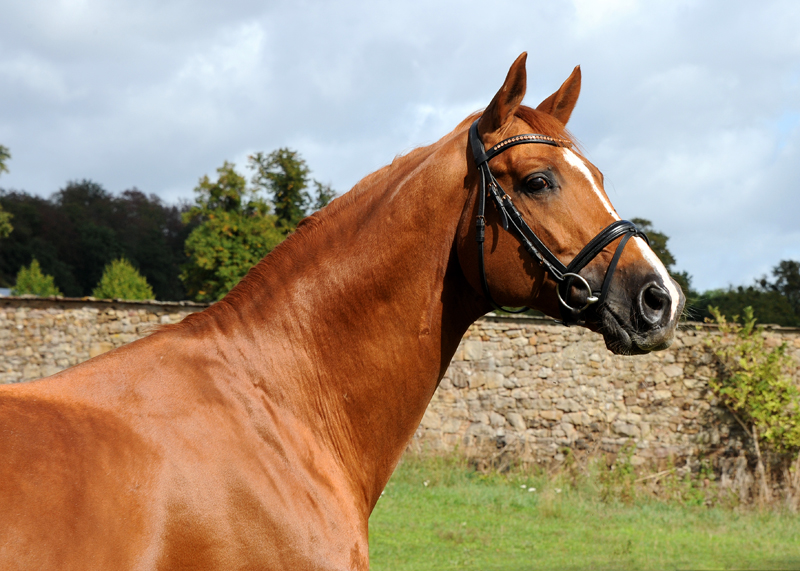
[1,0,798,291]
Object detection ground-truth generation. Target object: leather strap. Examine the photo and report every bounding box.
[468,119,648,325]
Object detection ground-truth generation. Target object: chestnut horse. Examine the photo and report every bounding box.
[0,54,683,570]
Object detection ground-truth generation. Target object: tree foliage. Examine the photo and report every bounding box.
[0,147,333,301]
[250,149,310,229]
[12,258,62,297]
[0,145,9,175]
[691,261,800,327]
[0,144,13,238]
[0,182,189,298]
[760,260,800,317]
[249,148,335,230]
[92,258,155,300]
[180,162,284,302]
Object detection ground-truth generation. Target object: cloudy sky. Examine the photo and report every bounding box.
[1,0,798,292]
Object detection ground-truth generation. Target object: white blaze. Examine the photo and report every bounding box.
[561,149,680,321]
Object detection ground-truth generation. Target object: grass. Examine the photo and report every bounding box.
[368,454,800,570]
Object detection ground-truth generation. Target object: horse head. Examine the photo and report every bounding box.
[457,53,684,355]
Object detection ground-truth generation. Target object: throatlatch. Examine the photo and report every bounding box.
[468,119,648,325]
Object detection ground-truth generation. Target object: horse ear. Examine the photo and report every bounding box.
[479,53,528,135]
[536,65,581,126]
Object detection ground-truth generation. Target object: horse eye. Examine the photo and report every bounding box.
[524,175,550,192]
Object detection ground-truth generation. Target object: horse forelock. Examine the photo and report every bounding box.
[513,106,581,152]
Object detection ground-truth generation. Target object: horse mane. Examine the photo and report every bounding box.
[162,105,578,334]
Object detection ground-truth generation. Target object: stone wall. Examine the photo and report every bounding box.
[417,315,800,466]
[0,297,205,384]
[3,297,800,465]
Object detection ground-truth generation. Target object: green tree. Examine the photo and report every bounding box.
[249,149,310,229]
[0,183,189,298]
[760,260,800,317]
[693,286,799,327]
[249,149,336,230]
[690,260,800,327]
[0,145,13,238]
[92,258,155,300]
[11,258,62,296]
[180,162,284,301]
[311,180,336,212]
[631,218,693,296]
[0,145,9,174]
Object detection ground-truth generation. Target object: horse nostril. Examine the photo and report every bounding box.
[638,282,670,326]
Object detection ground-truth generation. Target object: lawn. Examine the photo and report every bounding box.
[368,455,800,570]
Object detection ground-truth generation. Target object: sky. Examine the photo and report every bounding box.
[1,0,798,292]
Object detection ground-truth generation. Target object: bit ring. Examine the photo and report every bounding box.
[557,273,599,312]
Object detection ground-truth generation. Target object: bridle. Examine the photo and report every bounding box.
[468,119,649,325]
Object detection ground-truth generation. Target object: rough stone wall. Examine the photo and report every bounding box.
[3,298,800,465]
[0,297,205,384]
[416,315,800,466]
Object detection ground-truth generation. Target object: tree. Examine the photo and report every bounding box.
[0,145,9,174]
[110,189,191,301]
[249,149,336,230]
[311,180,336,212]
[52,180,125,292]
[92,258,155,300]
[690,260,800,327]
[760,260,800,317]
[12,258,62,297]
[180,162,284,301]
[692,286,799,327]
[0,183,189,298]
[249,149,309,229]
[0,144,13,238]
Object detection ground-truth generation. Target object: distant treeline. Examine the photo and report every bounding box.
[687,260,800,328]
[0,181,190,300]
[0,149,335,302]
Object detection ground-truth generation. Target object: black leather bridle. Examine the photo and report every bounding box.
[469,119,649,325]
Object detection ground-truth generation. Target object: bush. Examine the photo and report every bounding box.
[705,306,800,503]
[11,259,62,296]
[92,258,155,300]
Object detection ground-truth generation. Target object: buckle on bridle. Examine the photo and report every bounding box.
[556,272,599,313]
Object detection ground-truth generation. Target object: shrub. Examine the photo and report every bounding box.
[705,306,800,503]
[11,259,62,296]
[92,258,155,301]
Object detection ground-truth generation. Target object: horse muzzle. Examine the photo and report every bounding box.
[595,275,685,355]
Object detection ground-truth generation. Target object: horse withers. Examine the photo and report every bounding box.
[0,54,683,570]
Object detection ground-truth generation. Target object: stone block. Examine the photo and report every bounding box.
[540,410,562,421]
[463,340,483,361]
[442,418,462,434]
[612,421,641,438]
[419,410,441,430]
[505,412,526,431]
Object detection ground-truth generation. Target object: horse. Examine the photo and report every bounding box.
[0,53,684,570]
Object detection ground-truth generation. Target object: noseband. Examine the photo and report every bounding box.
[469,119,648,325]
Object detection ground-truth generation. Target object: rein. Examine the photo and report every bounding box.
[468,119,648,325]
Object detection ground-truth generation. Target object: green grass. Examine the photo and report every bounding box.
[369,455,800,570]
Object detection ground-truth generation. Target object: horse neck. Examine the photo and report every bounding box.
[189,131,482,509]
